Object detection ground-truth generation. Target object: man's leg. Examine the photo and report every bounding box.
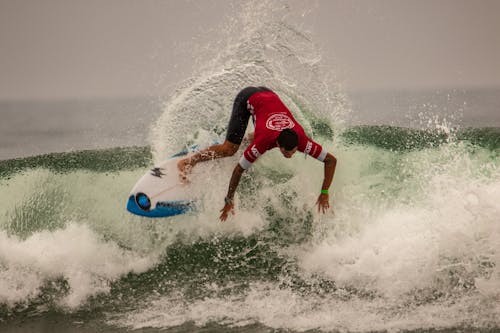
[177,140,239,179]
[177,87,262,178]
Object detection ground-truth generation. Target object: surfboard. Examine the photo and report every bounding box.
[126,147,197,218]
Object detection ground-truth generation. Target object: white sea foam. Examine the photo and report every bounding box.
[114,280,499,332]
[0,223,154,308]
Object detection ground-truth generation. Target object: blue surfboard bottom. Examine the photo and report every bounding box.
[127,195,195,218]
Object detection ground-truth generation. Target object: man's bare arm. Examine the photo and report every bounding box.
[316,153,337,213]
[220,164,245,221]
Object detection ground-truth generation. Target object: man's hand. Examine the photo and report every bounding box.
[316,193,330,213]
[219,202,235,222]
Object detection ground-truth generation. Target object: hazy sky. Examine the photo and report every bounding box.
[1,0,499,100]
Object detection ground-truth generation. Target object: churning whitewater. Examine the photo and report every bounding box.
[1,1,499,332]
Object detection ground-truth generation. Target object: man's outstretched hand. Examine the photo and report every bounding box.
[316,193,330,214]
[219,202,235,222]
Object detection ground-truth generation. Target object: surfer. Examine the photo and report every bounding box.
[177,87,337,221]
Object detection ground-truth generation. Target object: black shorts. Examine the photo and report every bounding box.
[226,86,271,145]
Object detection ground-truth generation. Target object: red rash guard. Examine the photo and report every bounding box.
[239,91,327,170]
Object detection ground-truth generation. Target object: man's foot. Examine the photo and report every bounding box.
[177,158,192,183]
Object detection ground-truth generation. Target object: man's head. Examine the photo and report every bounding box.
[277,128,299,158]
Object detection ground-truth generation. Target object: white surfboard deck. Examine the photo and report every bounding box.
[126,149,197,218]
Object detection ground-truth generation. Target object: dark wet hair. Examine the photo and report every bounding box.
[277,128,299,150]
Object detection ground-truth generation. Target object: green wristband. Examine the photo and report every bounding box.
[321,189,329,195]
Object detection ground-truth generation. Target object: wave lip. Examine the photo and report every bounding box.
[342,125,500,151]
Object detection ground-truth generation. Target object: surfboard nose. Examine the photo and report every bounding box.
[135,192,151,210]
[127,195,147,216]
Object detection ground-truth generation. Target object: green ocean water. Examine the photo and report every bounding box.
[0,125,499,332]
[2,126,498,179]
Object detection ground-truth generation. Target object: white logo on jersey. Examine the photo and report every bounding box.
[305,141,313,155]
[251,145,261,158]
[265,113,295,131]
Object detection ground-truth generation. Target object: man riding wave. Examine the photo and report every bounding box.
[178,86,337,221]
